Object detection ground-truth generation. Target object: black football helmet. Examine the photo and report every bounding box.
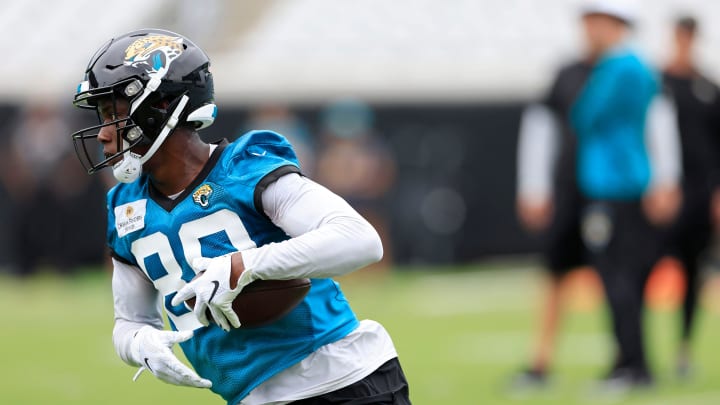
[71,28,216,183]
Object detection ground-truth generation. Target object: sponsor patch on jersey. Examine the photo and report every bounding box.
[115,199,147,237]
[192,184,213,208]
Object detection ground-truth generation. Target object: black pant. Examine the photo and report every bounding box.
[291,358,410,405]
[662,185,713,342]
[582,201,660,375]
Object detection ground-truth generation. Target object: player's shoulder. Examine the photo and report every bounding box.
[226,130,294,156]
[221,130,298,166]
[218,130,300,184]
[696,72,720,92]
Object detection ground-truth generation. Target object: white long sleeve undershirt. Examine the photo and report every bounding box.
[241,173,383,281]
[112,262,163,366]
[646,94,682,188]
[516,104,559,203]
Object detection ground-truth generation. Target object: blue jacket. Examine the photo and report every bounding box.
[570,46,659,200]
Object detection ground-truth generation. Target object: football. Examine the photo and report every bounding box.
[186,278,311,328]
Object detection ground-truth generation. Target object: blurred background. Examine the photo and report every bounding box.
[1,0,720,404]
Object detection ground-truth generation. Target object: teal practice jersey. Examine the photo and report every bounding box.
[107,131,360,404]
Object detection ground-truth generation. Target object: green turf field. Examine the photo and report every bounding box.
[1,265,719,404]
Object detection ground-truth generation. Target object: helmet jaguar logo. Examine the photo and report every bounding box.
[123,35,184,74]
[192,184,213,208]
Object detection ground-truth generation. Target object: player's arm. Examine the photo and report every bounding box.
[112,258,211,388]
[112,258,164,365]
[241,172,383,280]
[173,172,382,330]
[172,155,385,331]
[516,104,558,231]
[643,94,683,225]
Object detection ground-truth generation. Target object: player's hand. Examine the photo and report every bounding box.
[643,184,682,226]
[130,326,211,388]
[517,197,553,232]
[172,253,255,331]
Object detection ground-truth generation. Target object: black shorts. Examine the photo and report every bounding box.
[542,156,586,276]
[290,358,410,405]
[661,184,713,265]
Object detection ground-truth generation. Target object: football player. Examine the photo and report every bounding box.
[71,29,410,405]
[514,58,591,387]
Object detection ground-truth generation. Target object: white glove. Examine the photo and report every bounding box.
[171,254,256,331]
[130,325,212,388]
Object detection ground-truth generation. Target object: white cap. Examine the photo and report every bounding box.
[581,0,636,25]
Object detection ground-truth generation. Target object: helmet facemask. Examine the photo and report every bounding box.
[72,76,191,183]
[72,78,145,177]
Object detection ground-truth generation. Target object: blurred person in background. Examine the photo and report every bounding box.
[660,15,720,378]
[315,98,397,269]
[570,1,682,390]
[513,45,593,388]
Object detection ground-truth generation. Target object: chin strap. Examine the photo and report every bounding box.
[113,94,190,183]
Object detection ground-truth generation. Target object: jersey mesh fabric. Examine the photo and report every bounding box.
[106,131,360,404]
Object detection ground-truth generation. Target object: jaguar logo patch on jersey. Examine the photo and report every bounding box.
[115,199,147,238]
[123,34,183,74]
[192,184,213,208]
